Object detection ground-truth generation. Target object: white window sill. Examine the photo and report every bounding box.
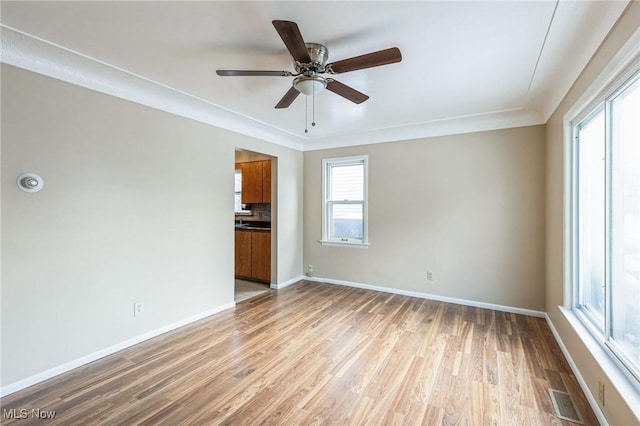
[559,306,640,420]
[319,240,369,248]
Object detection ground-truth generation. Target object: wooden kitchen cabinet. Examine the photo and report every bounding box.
[237,161,263,204]
[262,159,271,203]
[251,230,271,282]
[234,229,252,278]
[235,229,271,283]
[236,160,271,204]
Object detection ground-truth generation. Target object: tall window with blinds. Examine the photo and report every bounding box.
[322,155,368,246]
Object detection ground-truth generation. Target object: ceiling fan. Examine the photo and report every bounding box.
[217,20,402,109]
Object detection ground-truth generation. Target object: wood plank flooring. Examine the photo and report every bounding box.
[1,280,598,425]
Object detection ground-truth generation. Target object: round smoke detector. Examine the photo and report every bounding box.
[17,173,44,193]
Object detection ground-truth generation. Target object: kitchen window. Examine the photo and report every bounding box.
[569,67,640,385]
[234,169,251,214]
[321,155,368,246]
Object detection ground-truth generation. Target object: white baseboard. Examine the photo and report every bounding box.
[545,313,608,426]
[0,301,236,397]
[270,275,305,290]
[306,276,545,318]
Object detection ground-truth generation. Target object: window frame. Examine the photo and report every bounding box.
[567,57,640,387]
[573,104,607,333]
[321,155,369,247]
[234,168,252,215]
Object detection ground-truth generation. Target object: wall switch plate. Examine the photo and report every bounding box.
[134,302,144,317]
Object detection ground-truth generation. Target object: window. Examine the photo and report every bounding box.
[576,107,606,330]
[322,155,368,246]
[571,69,640,384]
[234,169,251,214]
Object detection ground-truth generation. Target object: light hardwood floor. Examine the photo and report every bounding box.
[1,280,598,425]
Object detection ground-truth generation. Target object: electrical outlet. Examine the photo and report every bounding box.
[426,271,434,281]
[134,302,144,317]
[307,264,314,277]
[598,380,605,406]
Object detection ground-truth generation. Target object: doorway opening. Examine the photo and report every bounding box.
[234,149,275,303]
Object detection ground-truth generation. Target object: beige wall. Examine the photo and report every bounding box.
[0,64,303,387]
[545,2,640,425]
[2,5,638,422]
[304,125,546,311]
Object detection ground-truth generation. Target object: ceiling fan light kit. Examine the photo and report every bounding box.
[216,20,402,132]
[293,76,326,95]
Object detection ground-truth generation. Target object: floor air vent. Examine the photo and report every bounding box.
[548,389,584,424]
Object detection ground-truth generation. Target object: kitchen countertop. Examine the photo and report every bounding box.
[235,221,271,231]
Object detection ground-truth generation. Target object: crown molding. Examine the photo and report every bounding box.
[0,25,305,151]
[1,25,545,152]
[302,107,544,151]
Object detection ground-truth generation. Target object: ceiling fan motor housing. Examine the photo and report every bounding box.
[295,43,328,75]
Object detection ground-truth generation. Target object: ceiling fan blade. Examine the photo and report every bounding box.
[327,47,402,74]
[216,70,292,77]
[275,86,301,109]
[326,80,369,104]
[272,20,311,64]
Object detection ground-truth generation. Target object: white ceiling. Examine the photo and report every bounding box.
[0,1,629,151]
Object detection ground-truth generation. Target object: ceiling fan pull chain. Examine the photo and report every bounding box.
[312,91,316,127]
[304,96,309,133]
